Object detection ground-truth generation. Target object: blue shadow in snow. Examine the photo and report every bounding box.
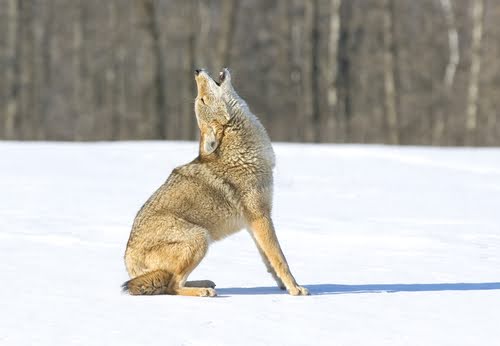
[217,282,500,296]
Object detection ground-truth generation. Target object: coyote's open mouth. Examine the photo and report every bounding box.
[195,68,226,86]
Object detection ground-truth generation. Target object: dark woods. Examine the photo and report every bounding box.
[1,0,499,145]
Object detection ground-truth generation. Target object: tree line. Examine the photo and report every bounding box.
[1,0,499,145]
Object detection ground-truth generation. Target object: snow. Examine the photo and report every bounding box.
[1,141,499,346]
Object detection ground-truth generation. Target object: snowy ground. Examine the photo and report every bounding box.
[1,141,500,346]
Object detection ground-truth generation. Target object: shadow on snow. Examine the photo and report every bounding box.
[217,282,500,296]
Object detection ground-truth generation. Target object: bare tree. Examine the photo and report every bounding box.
[327,0,341,111]
[465,0,484,145]
[72,0,84,140]
[440,0,459,89]
[316,0,342,142]
[305,0,318,142]
[432,0,459,144]
[140,0,167,139]
[382,0,399,144]
[4,0,19,139]
[216,0,237,69]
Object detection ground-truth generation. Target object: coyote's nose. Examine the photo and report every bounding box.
[195,69,203,76]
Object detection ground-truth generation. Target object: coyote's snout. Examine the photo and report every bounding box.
[123,68,308,297]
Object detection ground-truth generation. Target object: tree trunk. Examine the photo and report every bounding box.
[382,0,399,144]
[303,0,317,142]
[4,0,19,139]
[323,0,341,142]
[72,0,84,140]
[140,0,166,139]
[465,0,484,145]
[440,0,459,89]
[216,0,237,70]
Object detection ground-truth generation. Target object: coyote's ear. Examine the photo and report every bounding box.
[201,126,219,155]
[219,68,232,88]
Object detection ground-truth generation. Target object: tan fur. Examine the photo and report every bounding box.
[123,68,308,297]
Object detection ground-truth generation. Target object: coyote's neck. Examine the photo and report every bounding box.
[214,98,275,176]
[225,93,249,119]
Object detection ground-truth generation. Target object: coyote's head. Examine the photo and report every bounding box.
[194,68,243,156]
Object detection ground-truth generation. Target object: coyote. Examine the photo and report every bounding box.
[123,68,308,297]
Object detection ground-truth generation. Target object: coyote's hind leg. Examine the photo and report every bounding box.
[128,219,217,297]
[159,223,217,297]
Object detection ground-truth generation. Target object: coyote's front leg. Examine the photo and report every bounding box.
[249,216,309,296]
[249,231,286,290]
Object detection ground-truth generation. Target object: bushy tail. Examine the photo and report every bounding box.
[122,270,173,295]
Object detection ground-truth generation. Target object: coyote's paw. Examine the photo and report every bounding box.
[199,288,217,297]
[288,286,309,296]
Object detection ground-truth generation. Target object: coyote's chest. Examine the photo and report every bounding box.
[209,214,247,242]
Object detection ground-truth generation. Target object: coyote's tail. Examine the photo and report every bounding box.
[122,269,173,295]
